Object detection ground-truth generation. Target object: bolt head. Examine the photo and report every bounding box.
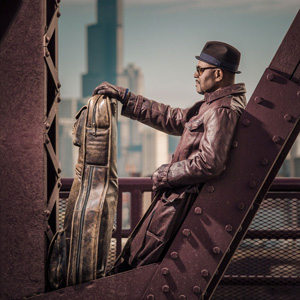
[232,140,238,148]
[284,114,292,122]
[249,180,257,189]
[171,251,178,259]
[225,224,233,232]
[44,210,50,217]
[237,202,245,210]
[261,158,269,166]
[178,295,187,300]
[207,185,215,193]
[201,269,209,277]
[267,73,275,81]
[194,207,202,215]
[162,285,170,293]
[147,295,155,300]
[242,118,250,127]
[254,96,263,104]
[45,122,50,129]
[272,135,281,144]
[46,51,50,57]
[161,267,169,275]
[213,247,221,254]
[193,286,201,294]
[182,229,191,237]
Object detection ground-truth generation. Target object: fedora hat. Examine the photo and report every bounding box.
[196,41,241,74]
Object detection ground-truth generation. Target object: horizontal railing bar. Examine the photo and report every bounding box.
[220,275,300,285]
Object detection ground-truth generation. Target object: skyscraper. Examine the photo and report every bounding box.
[82,0,123,97]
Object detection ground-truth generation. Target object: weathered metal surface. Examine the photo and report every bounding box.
[140,11,300,299]
[30,264,159,300]
[0,1,45,299]
[0,1,60,298]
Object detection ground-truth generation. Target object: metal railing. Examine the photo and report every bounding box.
[60,177,300,255]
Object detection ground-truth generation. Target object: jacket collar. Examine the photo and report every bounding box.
[204,83,246,104]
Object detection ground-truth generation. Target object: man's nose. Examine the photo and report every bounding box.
[194,71,199,78]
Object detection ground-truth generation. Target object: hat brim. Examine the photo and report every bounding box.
[195,55,241,74]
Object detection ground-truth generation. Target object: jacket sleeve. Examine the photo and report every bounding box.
[121,93,188,136]
[166,107,240,186]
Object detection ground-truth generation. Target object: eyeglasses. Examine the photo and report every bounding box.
[196,66,217,76]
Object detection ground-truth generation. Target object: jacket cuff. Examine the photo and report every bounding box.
[160,164,173,188]
[121,93,144,120]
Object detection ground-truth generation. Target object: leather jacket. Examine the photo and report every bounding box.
[121,83,247,189]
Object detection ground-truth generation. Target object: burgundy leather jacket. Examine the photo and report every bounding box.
[121,83,247,189]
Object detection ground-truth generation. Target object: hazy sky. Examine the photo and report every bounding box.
[59,0,298,108]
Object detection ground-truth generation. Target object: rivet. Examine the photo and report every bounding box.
[261,158,269,166]
[232,140,238,148]
[194,207,202,215]
[58,167,62,174]
[57,11,61,18]
[45,137,50,144]
[161,267,169,275]
[213,247,221,254]
[162,285,170,293]
[45,122,50,129]
[207,185,215,193]
[44,210,50,217]
[201,269,209,277]
[237,202,245,210]
[182,229,191,237]
[284,114,292,122]
[193,286,201,294]
[57,82,61,88]
[225,224,233,232]
[178,295,187,300]
[242,119,250,127]
[46,36,50,43]
[58,181,62,188]
[171,251,178,259]
[267,73,275,81]
[272,135,281,144]
[147,295,155,300]
[254,96,263,104]
[57,97,61,103]
[249,180,257,189]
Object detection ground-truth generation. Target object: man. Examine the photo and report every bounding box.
[93,41,247,274]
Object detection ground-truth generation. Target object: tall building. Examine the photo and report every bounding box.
[82,0,123,97]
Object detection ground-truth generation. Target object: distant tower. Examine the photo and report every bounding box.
[82,0,123,97]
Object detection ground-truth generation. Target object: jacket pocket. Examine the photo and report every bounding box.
[186,119,204,132]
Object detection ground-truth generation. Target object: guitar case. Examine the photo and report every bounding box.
[48,95,118,288]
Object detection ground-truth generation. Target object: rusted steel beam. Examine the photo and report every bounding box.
[30,264,159,300]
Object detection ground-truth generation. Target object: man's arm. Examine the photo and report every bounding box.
[153,107,240,189]
[93,82,188,136]
[121,93,188,136]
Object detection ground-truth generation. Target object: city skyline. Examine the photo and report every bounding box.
[58,1,297,108]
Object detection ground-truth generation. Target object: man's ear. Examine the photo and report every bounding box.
[215,69,223,82]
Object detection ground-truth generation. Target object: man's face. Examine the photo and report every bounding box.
[194,60,218,95]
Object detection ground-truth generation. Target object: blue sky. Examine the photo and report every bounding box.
[59,0,298,107]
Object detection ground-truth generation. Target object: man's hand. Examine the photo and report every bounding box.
[93,82,129,104]
[152,164,172,191]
